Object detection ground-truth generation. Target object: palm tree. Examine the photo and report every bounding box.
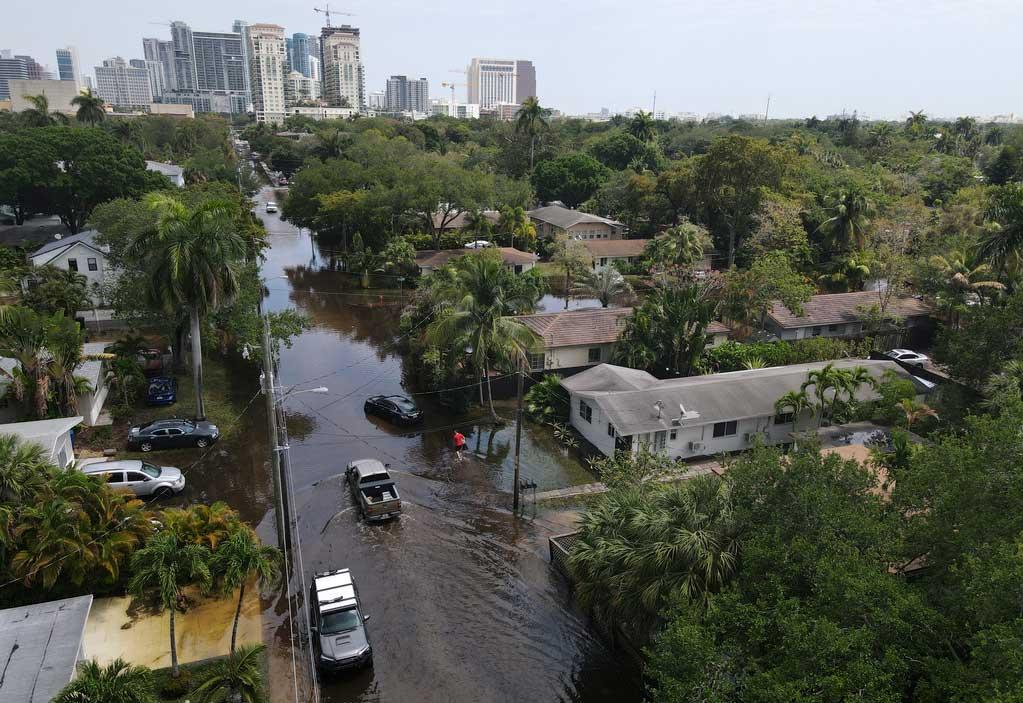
[979,183,1023,276]
[837,365,874,407]
[644,220,712,279]
[132,194,246,420]
[497,206,535,251]
[899,398,938,428]
[817,256,871,292]
[128,532,213,678]
[20,94,67,127]
[53,659,156,703]
[464,209,495,240]
[211,529,281,653]
[426,254,538,420]
[567,476,738,634]
[515,96,550,171]
[774,390,810,436]
[189,644,267,703]
[928,249,1004,326]
[817,185,873,251]
[0,433,49,503]
[162,502,244,551]
[45,313,89,416]
[0,306,51,419]
[801,363,845,427]
[71,88,106,125]
[628,110,656,142]
[572,267,634,307]
[905,110,928,137]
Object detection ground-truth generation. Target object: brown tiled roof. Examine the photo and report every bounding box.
[431,209,500,230]
[415,247,537,269]
[767,291,933,329]
[580,239,650,258]
[512,307,728,348]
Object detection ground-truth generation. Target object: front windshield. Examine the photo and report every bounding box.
[393,399,417,411]
[320,608,361,634]
[141,463,161,478]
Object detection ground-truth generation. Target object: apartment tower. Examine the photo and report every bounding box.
[320,25,365,110]
[55,46,82,89]
[247,23,287,124]
[466,58,536,109]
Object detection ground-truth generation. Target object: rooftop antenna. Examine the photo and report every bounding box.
[651,90,656,116]
[764,93,771,123]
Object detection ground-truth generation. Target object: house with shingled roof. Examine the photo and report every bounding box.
[527,203,628,240]
[765,291,933,342]
[414,247,536,275]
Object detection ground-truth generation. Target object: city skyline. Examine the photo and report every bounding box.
[2,0,1022,119]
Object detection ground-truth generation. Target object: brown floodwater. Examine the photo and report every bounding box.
[207,188,642,703]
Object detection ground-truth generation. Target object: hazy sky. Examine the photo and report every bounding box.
[3,0,1021,119]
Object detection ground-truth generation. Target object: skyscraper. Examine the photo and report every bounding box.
[0,50,31,100]
[169,21,195,92]
[247,24,287,124]
[289,33,316,79]
[320,25,365,110]
[466,58,536,109]
[142,37,176,93]
[158,22,249,114]
[232,20,252,107]
[55,46,82,89]
[385,75,429,113]
[94,57,153,108]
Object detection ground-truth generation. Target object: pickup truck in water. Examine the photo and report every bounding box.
[345,458,402,522]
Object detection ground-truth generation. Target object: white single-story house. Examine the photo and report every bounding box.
[528,203,628,241]
[0,595,94,703]
[513,307,730,373]
[145,160,186,187]
[414,247,537,275]
[562,359,920,459]
[765,291,933,341]
[0,415,83,467]
[579,239,650,271]
[29,230,112,304]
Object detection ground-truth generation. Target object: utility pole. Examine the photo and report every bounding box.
[261,309,287,549]
[513,366,524,513]
[764,93,771,124]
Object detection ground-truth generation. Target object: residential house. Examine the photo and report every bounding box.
[765,291,933,342]
[562,359,920,459]
[0,342,110,427]
[432,209,501,233]
[145,160,186,187]
[0,416,83,467]
[513,307,730,373]
[29,230,112,304]
[528,203,627,241]
[414,247,537,275]
[580,239,650,271]
[0,595,94,703]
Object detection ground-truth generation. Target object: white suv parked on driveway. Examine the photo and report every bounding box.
[79,459,185,498]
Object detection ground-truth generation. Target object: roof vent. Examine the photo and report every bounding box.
[653,400,664,419]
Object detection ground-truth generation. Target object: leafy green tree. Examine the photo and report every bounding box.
[628,110,656,142]
[979,182,1023,275]
[739,194,811,267]
[210,529,281,653]
[549,237,590,308]
[935,290,1023,389]
[568,475,738,635]
[131,193,246,419]
[53,659,156,703]
[44,312,89,417]
[642,219,712,278]
[523,374,569,422]
[71,89,107,126]
[696,135,787,267]
[21,264,89,318]
[587,129,659,171]
[816,255,871,292]
[720,251,814,333]
[614,282,719,377]
[128,533,213,678]
[515,96,550,171]
[425,252,538,419]
[532,152,609,208]
[0,129,58,224]
[985,144,1022,185]
[189,644,267,703]
[496,205,536,250]
[0,306,51,418]
[572,266,634,307]
[817,183,874,251]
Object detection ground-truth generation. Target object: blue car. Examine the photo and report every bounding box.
[146,377,177,406]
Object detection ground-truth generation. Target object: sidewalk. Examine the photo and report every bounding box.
[83,581,262,669]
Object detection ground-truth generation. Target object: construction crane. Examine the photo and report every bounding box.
[314,4,355,28]
[441,81,465,117]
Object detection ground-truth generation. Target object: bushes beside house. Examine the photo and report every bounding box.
[701,337,877,373]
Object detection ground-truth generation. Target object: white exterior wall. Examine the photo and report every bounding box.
[78,377,108,427]
[32,243,109,302]
[545,343,614,371]
[568,222,621,240]
[570,395,618,457]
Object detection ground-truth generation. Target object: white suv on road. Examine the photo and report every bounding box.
[79,459,185,498]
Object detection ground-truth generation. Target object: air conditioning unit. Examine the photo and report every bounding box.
[689,441,705,452]
[744,432,764,443]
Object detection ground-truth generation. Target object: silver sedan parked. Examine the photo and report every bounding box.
[79,459,185,498]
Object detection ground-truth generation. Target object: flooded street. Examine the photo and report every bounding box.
[243,188,640,703]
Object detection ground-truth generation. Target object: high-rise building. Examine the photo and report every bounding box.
[129,58,163,100]
[232,20,252,107]
[288,33,316,78]
[0,50,31,100]
[320,25,364,110]
[287,70,320,103]
[247,24,287,124]
[169,21,195,92]
[385,75,429,113]
[55,46,82,89]
[466,58,536,109]
[16,54,47,80]
[142,37,176,93]
[94,57,153,108]
[157,22,249,114]
[308,55,321,82]
[367,90,385,111]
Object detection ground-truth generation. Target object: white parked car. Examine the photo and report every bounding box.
[464,240,492,249]
[79,459,185,498]
[885,349,929,367]
[265,202,278,213]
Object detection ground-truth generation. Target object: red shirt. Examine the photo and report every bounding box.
[453,432,466,448]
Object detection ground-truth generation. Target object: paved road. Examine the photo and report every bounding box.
[246,188,639,703]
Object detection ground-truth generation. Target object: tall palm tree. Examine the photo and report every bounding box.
[132,194,246,420]
[774,390,810,436]
[0,433,49,503]
[189,644,267,703]
[928,249,1004,327]
[53,659,156,703]
[497,206,535,250]
[211,528,281,653]
[464,209,495,240]
[515,96,549,171]
[817,185,873,251]
[905,110,928,137]
[426,254,538,420]
[644,220,712,279]
[568,476,738,634]
[628,110,656,142]
[45,313,89,417]
[0,306,51,419]
[20,94,67,127]
[71,88,106,125]
[128,533,212,678]
[800,363,846,427]
[817,256,871,292]
[572,267,634,307]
